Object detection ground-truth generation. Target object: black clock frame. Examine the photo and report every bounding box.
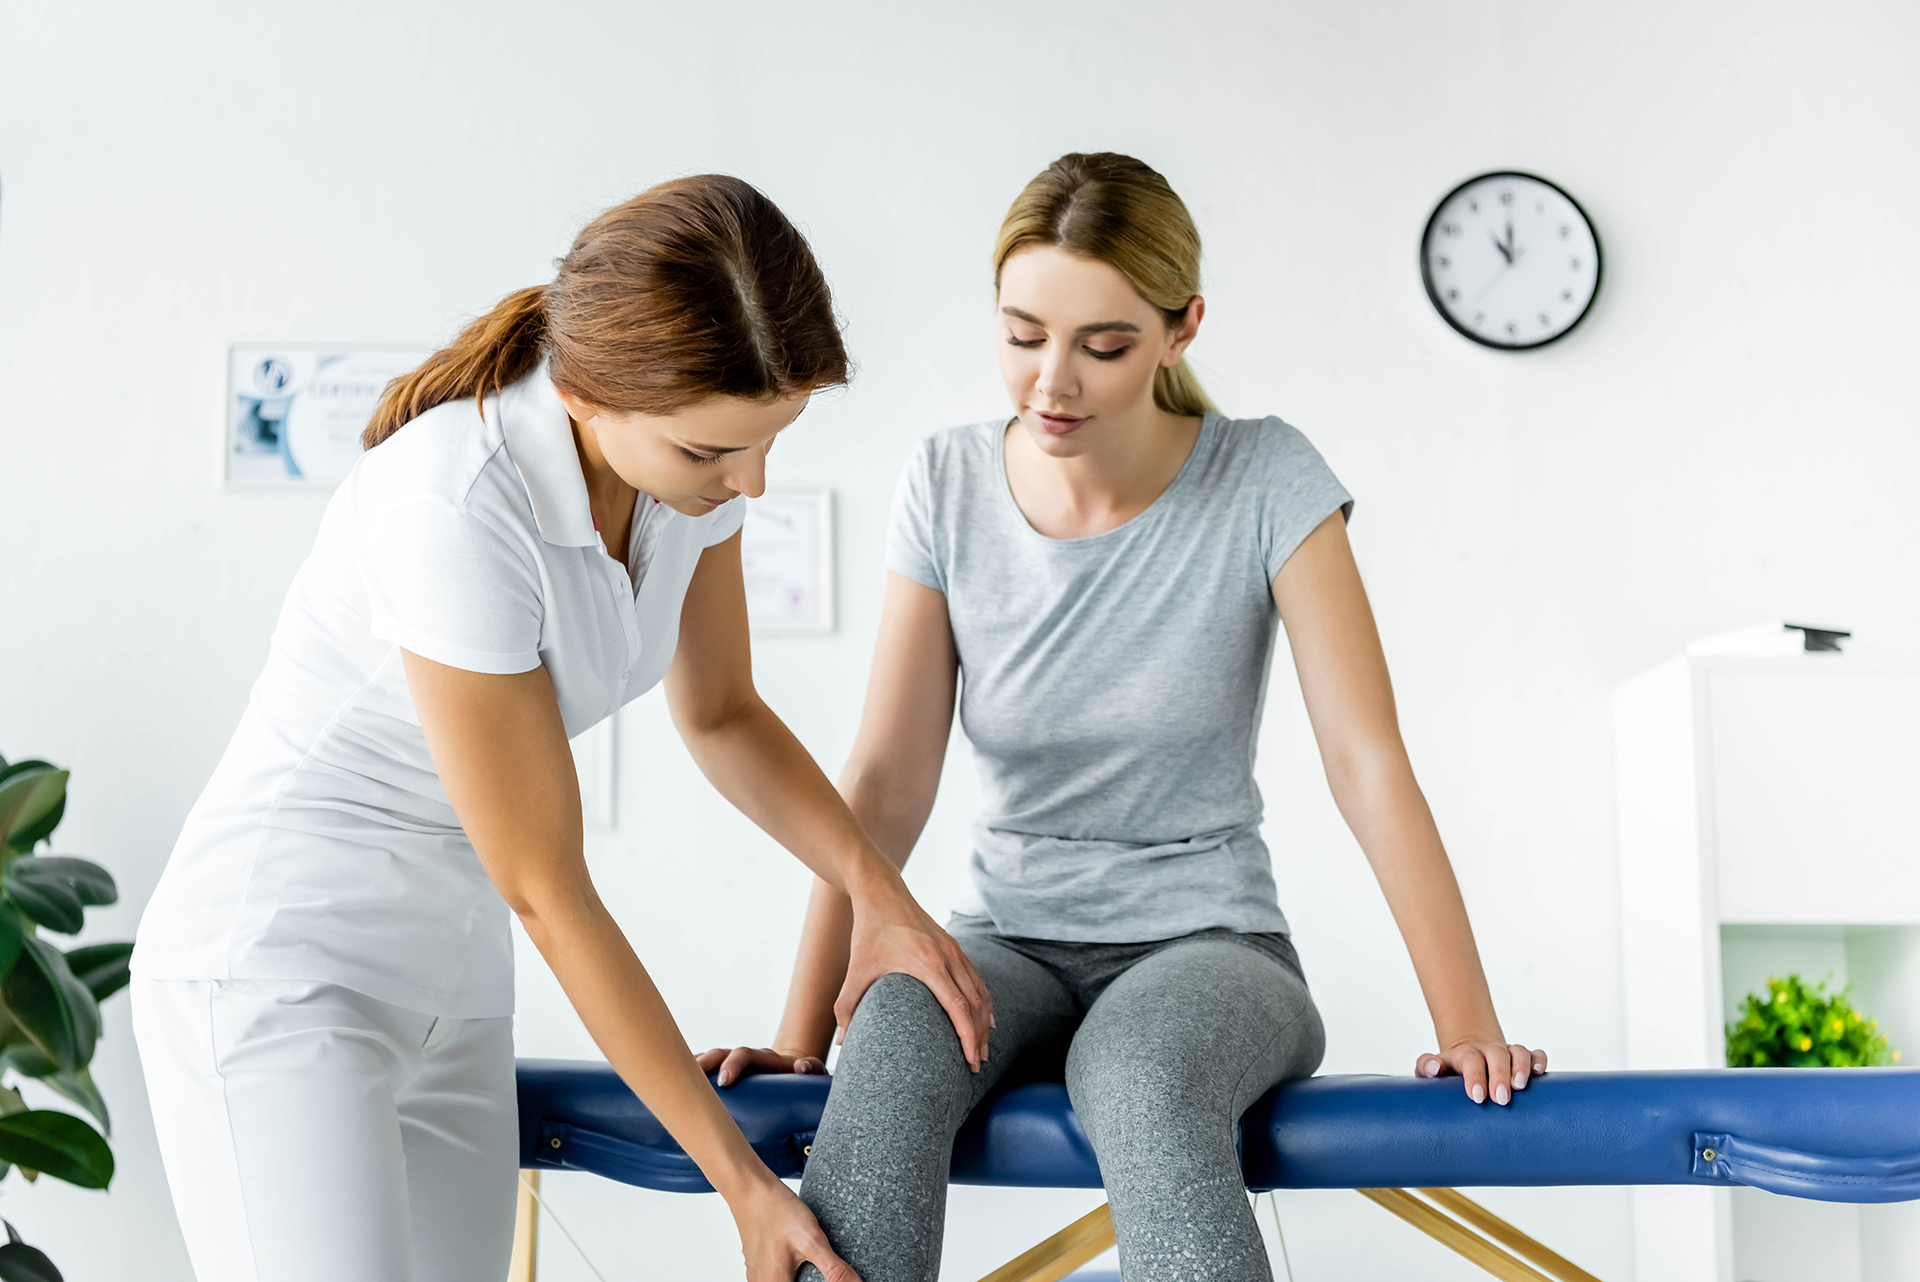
[1420,170,1603,352]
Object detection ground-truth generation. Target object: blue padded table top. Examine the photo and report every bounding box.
[517,1060,1920,1204]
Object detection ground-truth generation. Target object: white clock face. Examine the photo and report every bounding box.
[1422,172,1600,349]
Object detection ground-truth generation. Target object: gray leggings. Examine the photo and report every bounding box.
[797,917,1325,1282]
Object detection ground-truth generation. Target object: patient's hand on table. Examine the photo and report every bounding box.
[697,1045,828,1089]
[1415,1041,1548,1106]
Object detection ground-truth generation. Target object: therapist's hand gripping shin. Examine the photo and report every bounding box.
[404,648,858,1281]
[1274,512,1547,1107]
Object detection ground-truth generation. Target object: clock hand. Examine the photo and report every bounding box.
[1473,268,1509,304]
[1490,231,1513,266]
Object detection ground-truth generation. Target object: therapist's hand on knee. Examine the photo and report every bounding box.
[839,885,994,1071]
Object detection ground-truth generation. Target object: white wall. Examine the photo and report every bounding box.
[3,1,1918,1277]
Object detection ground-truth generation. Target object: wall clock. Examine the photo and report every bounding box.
[1421,171,1601,350]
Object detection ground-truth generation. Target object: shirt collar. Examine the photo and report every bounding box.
[496,360,599,548]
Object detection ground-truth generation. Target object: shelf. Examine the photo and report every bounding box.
[1614,643,1920,1282]
[1718,924,1920,1282]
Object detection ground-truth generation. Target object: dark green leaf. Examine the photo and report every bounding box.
[0,1043,56,1079]
[0,1239,65,1282]
[8,860,113,908]
[0,1111,112,1189]
[36,1069,107,1136]
[1,887,79,936]
[62,943,132,1005]
[0,938,99,1074]
[0,1219,59,1280]
[0,762,64,855]
[0,771,66,854]
[2,797,63,856]
[0,911,20,980]
[3,859,116,934]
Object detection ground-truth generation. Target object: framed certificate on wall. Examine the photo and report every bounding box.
[742,489,834,635]
[226,345,427,488]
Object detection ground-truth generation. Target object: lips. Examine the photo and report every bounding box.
[1034,411,1087,436]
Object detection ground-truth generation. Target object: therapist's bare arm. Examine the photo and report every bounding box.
[698,571,957,1083]
[1273,512,1545,1105]
[670,534,988,1074]
[402,650,856,1282]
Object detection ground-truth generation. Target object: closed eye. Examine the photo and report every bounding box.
[679,448,725,465]
[1006,335,1130,361]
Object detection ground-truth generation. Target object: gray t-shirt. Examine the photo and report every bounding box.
[888,413,1353,942]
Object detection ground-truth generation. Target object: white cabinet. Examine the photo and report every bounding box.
[1613,637,1920,1282]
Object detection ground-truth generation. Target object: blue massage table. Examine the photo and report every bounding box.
[509,1060,1920,1282]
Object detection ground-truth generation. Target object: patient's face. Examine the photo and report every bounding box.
[996,245,1187,459]
[567,391,807,518]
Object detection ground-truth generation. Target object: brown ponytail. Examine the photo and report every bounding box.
[993,153,1215,418]
[364,286,548,447]
[365,175,848,449]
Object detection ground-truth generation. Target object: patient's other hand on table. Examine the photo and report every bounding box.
[1415,1041,1547,1106]
[696,1046,828,1088]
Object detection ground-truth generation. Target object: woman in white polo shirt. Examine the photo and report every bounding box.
[132,176,989,1282]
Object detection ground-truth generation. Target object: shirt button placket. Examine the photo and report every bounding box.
[619,586,638,700]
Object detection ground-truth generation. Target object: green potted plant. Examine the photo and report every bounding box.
[1726,973,1899,1068]
[0,754,133,1282]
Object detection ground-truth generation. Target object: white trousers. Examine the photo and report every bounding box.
[131,978,518,1282]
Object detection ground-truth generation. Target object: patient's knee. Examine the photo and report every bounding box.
[1067,1042,1228,1148]
[840,972,964,1070]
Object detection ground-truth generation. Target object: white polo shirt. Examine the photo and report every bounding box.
[134,366,743,1017]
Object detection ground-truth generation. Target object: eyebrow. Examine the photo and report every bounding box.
[1000,306,1141,336]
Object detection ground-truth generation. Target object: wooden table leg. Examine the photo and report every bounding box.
[509,1170,539,1282]
[1358,1188,1553,1282]
[977,1202,1116,1282]
[1416,1188,1604,1282]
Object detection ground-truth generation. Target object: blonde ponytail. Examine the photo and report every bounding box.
[1153,359,1214,418]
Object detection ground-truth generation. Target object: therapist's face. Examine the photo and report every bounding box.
[559,390,809,517]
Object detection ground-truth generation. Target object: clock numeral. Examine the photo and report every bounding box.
[1562,289,1573,301]
[1559,225,1571,238]
[1442,221,1461,237]
[1469,200,1480,213]
[1473,312,1486,326]
[1436,256,1451,269]
[1505,322,1518,336]
[1570,257,1582,270]
[1499,189,1514,205]
[1446,288,1460,301]
[1539,313,1551,327]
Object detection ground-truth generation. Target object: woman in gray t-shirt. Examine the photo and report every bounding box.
[703,153,1546,1282]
